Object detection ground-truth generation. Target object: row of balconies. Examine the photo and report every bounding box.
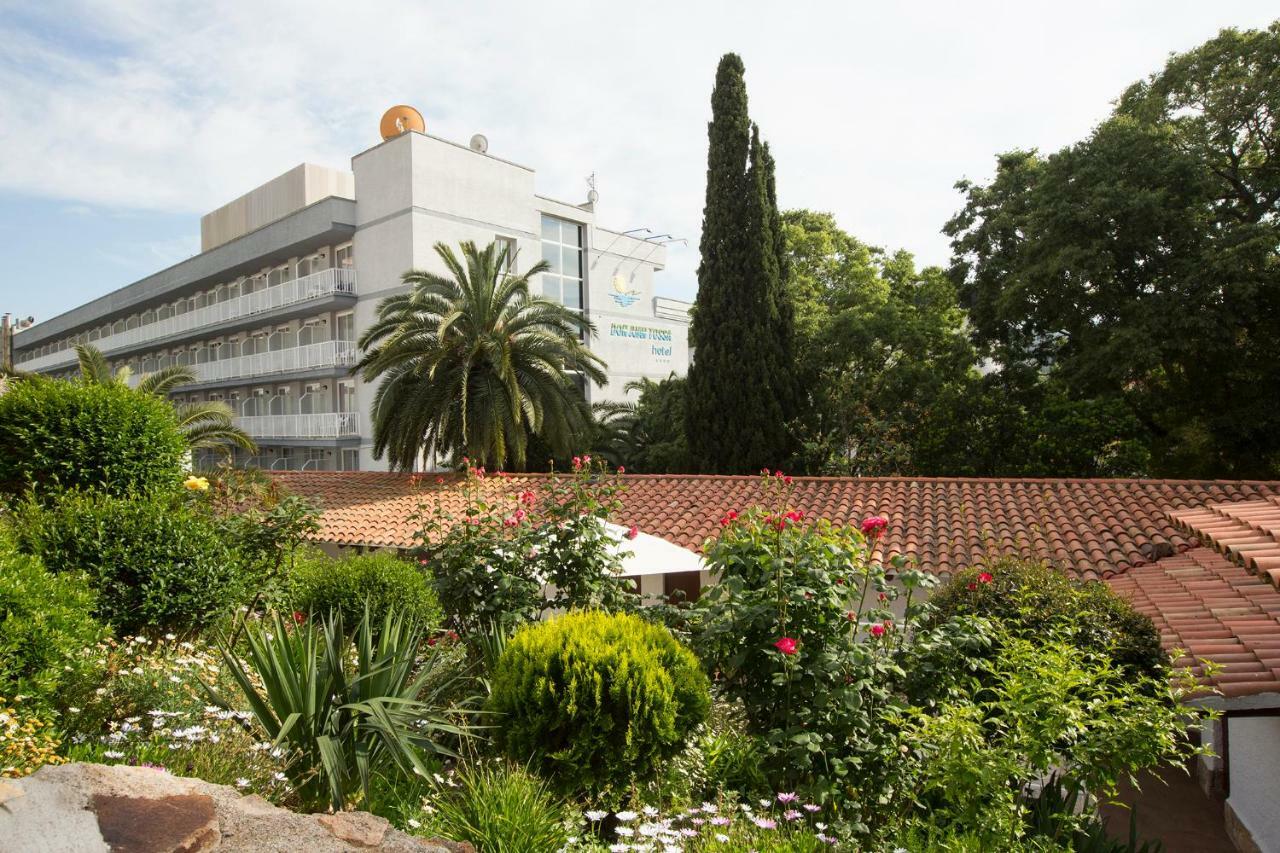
[17,268,356,373]
[125,339,359,387]
[236,412,361,439]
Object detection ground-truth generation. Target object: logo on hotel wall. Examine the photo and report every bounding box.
[610,274,641,308]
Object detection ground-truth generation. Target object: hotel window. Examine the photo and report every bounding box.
[539,215,582,310]
[335,244,354,268]
[340,449,360,471]
[269,387,292,416]
[335,312,355,342]
[300,383,324,415]
[495,235,517,273]
[297,318,328,347]
[337,380,357,413]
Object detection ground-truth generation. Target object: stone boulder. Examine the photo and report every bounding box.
[0,763,474,853]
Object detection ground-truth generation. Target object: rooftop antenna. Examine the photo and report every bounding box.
[585,172,599,206]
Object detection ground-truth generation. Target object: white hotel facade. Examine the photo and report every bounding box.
[10,120,691,472]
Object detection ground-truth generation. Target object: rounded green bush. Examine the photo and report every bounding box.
[0,530,104,705]
[12,491,253,636]
[925,557,1165,678]
[280,548,441,627]
[488,610,710,798]
[0,377,186,502]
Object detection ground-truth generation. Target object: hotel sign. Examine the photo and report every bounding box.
[609,323,674,358]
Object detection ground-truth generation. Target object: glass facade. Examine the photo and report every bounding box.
[539,214,583,310]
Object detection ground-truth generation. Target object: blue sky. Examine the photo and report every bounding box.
[1,1,1276,327]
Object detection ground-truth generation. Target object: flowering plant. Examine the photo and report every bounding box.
[695,472,938,816]
[415,458,637,635]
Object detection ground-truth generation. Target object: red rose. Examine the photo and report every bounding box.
[978,571,994,584]
[869,624,885,638]
[860,516,889,536]
[626,524,639,540]
[291,611,306,625]
[774,637,798,656]
[618,466,625,474]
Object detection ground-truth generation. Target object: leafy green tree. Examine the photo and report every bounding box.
[947,22,1280,478]
[356,240,605,470]
[621,375,695,473]
[686,53,797,474]
[74,343,255,457]
[783,210,978,475]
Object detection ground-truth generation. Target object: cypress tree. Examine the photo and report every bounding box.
[686,54,796,473]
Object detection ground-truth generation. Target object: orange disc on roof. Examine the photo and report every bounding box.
[379,105,425,140]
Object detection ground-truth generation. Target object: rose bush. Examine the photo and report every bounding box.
[415,458,637,635]
[695,471,945,823]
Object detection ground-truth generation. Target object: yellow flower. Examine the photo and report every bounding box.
[183,475,210,492]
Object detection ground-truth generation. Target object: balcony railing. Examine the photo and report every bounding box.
[242,455,338,472]
[17,267,356,372]
[237,412,360,439]
[127,339,358,386]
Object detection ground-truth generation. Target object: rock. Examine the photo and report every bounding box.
[318,812,389,847]
[0,763,472,853]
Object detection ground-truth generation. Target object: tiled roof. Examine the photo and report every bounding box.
[1167,498,1280,584]
[272,472,1280,580]
[1107,547,1280,699]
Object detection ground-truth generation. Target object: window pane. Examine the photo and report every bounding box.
[561,220,581,247]
[562,280,581,310]
[541,242,561,274]
[541,214,559,241]
[542,276,561,303]
[563,246,581,279]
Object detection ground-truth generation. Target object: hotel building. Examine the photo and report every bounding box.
[10,110,691,471]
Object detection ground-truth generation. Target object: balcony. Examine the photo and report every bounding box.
[127,339,358,386]
[237,412,361,440]
[17,267,356,372]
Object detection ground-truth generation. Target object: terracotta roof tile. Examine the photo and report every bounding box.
[273,472,1280,580]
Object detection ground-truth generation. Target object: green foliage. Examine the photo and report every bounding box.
[894,636,1205,850]
[419,461,637,635]
[0,376,186,501]
[619,375,695,473]
[74,343,256,458]
[947,22,1280,478]
[208,608,475,812]
[925,558,1166,680]
[694,474,939,810]
[488,611,710,799]
[281,548,441,628]
[0,532,103,704]
[12,490,253,636]
[356,239,606,471]
[686,53,797,474]
[414,762,568,853]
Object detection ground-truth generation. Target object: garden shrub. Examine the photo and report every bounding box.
[0,695,65,778]
[695,473,941,808]
[925,557,1166,678]
[895,634,1205,850]
[415,762,568,853]
[417,459,637,635]
[0,377,186,502]
[12,490,254,635]
[0,531,103,704]
[280,548,441,628]
[488,610,710,799]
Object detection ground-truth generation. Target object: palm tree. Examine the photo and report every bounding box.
[74,344,256,456]
[356,240,607,470]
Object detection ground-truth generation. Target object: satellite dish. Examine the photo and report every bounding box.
[379,105,425,141]
[469,133,489,153]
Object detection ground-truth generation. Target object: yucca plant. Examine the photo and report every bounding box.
[207,607,476,812]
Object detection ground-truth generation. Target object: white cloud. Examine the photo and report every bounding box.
[1,0,1276,301]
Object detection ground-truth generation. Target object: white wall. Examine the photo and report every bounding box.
[349,130,687,467]
[1227,715,1280,852]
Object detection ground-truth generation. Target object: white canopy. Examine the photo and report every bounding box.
[603,523,706,577]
